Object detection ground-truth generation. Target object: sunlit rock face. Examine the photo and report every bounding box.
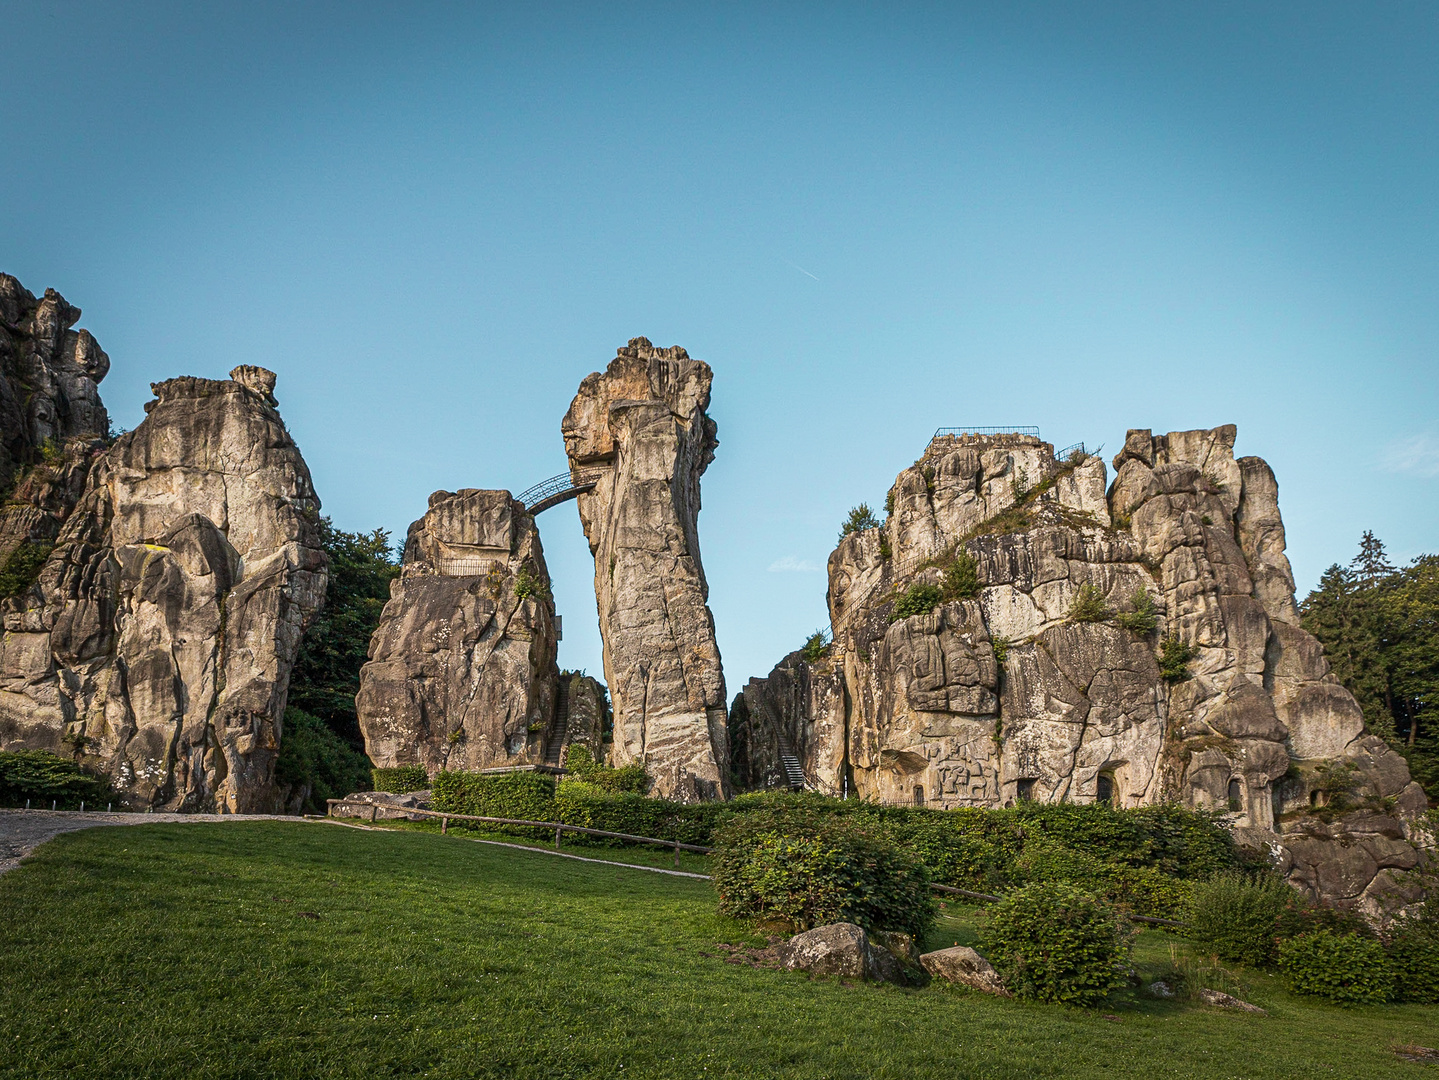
[741,426,1427,917]
[562,338,728,802]
[0,368,327,812]
[357,488,560,775]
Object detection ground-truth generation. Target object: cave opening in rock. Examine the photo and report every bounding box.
[1095,772,1114,805]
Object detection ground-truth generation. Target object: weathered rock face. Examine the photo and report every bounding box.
[744,426,1428,917]
[562,338,728,801]
[0,277,111,565]
[357,489,560,774]
[0,368,326,811]
[556,673,608,764]
[733,650,846,795]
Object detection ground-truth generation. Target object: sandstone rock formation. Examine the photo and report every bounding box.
[0,367,326,811]
[562,338,728,801]
[740,426,1429,917]
[357,489,561,775]
[0,276,111,567]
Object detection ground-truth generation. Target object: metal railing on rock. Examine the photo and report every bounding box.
[931,426,1040,441]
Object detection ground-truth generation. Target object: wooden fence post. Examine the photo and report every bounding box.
[370,804,378,823]
[441,816,448,834]
[554,825,562,850]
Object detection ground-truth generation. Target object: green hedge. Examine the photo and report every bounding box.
[372,765,429,794]
[0,750,114,809]
[1385,918,1439,1003]
[712,811,936,938]
[1279,931,1393,1004]
[431,771,557,837]
[978,881,1131,1007]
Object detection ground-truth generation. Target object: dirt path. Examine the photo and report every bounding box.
[0,808,305,875]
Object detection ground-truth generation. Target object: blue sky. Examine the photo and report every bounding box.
[3,2,1436,692]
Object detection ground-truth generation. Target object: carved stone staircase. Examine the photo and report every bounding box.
[544,678,570,767]
[777,734,806,792]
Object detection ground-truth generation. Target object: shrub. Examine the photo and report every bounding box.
[990,635,1012,665]
[1066,584,1109,623]
[892,583,943,621]
[1187,872,1293,966]
[0,749,114,809]
[1278,931,1393,1004]
[431,770,556,836]
[514,565,550,601]
[371,764,428,794]
[978,881,1131,1006]
[0,541,54,599]
[801,630,830,663]
[1385,918,1439,1003]
[940,550,980,601]
[274,707,373,811]
[838,503,880,542]
[1159,634,1194,682]
[712,811,936,938]
[1114,589,1158,634]
[561,745,648,795]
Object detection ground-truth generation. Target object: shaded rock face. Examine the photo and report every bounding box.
[562,338,728,801]
[357,489,560,775]
[557,673,608,763]
[0,277,111,565]
[733,650,846,795]
[744,426,1427,916]
[0,369,326,812]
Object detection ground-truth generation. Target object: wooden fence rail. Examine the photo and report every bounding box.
[326,799,712,865]
[327,800,1189,926]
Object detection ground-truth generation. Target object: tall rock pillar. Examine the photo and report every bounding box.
[562,338,729,800]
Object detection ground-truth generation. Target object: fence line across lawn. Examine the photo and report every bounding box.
[326,798,1191,928]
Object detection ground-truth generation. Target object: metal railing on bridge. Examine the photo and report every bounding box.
[517,469,608,514]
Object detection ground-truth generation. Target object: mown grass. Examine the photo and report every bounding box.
[0,822,1434,1079]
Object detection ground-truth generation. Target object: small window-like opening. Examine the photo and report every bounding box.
[1096,773,1114,805]
[1016,778,1036,801]
[1227,779,1243,812]
[1310,789,1324,808]
[913,785,925,807]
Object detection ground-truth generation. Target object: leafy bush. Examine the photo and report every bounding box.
[1187,872,1293,966]
[0,541,54,599]
[801,630,830,663]
[1278,931,1393,1004]
[431,771,557,836]
[371,764,429,794]
[838,503,880,542]
[940,550,980,601]
[978,881,1131,1006]
[515,565,550,601]
[1066,584,1109,623]
[1114,589,1158,634]
[274,707,373,811]
[561,745,648,795]
[0,750,114,809]
[990,635,1012,665]
[712,811,935,938]
[892,583,943,621]
[1159,634,1194,683]
[1385,918,1439,1003]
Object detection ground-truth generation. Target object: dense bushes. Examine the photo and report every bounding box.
[0,750,114,809]
[892,583,942,621]
[431,771,557,833]
[712,811,935,938]
[978,882,1132,1006]
[274,708,374,811]
[1384,918,1439,1003]
[371,765,429,794]
[561,745,648,795]
[1186,873,1294,966]
[1278,931,1393,1005]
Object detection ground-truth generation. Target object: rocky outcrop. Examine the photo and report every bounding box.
[562,338,728,801]
[775,922,909,984]
[357,489,560,774]
[0,367,326,811]
[744,426,1428,917]
[733,650,846,795]
[0,276,111,567]
[557,673,608,764]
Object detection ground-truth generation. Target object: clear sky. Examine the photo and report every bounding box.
[3,2,1436,693]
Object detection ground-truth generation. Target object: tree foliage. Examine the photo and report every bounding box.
[289,518,400,750]
[1300,532,1439,798]
[838,503,880,542]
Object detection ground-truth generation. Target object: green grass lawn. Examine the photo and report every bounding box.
[0,822,1433,1079]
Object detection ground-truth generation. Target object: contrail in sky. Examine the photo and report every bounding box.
[783,259,819,281]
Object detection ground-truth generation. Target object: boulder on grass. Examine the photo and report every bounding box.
[919,946,1010,996]
[776,923,908,984]
[332,790,431,821]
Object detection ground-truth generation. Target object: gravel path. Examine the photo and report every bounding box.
[0,808,306,875]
